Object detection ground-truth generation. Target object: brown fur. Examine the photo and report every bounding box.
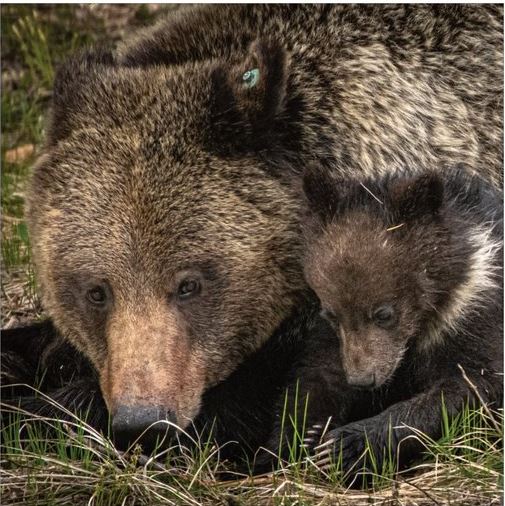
[285,167,502,480]
[101,303,206,426]
[304,210,422,387]
[29,132,304,427]
[26,5,503,439]
[118,5,503,186]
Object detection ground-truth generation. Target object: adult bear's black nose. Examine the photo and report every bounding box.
[112,405,176,451]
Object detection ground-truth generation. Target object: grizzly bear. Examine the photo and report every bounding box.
[2,5,503,459]
[270,166,502,479]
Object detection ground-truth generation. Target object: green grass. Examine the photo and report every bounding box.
[277,382,311,469]
[1,5,503,504]
[1,387,503,505]
[1,6,88,321]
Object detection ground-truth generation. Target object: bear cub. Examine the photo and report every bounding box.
[269,166,503,480]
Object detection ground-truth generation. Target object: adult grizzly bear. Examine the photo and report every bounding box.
[3,5,503,458]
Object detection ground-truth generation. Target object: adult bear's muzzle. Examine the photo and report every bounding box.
[99,302,207,438]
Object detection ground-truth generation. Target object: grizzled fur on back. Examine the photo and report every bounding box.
[117,4,503,184]
[276,166,503,479]
[4,5,504,455]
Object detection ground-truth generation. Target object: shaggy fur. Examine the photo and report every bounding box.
[117,4,503,185]
[2,5,503,457]
[266,166,503,479]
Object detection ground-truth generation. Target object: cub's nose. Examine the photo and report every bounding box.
[112,405,176,451]
[346,373,376,389]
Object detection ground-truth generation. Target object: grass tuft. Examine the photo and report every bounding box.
[5,384,501,505]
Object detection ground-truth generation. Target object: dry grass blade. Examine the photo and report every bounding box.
[457,364,502,433]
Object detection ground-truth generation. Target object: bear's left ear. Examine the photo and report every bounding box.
[390,173,444,221]
[209,38,288,149]
[233,38,288,123]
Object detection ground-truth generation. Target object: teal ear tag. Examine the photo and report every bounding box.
[242,68,260,88]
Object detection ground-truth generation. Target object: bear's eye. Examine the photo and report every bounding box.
[177,278,201,300]
[372,305,396,328]
[87,286,107,306]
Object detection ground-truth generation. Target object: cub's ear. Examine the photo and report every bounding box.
[390,172,444,221]
[48,47,115,146]
[303,166,341,223]
[210,38,289,150]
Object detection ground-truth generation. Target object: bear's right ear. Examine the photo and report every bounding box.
[47,47,115,146]
[209,37,289,150]
[302,166,341,223]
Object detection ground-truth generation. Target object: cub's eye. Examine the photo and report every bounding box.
[87,286,107,306]
[372,305,396,328]
[177,278,201,300]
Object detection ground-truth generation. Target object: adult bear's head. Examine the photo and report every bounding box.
[27,40,307,440]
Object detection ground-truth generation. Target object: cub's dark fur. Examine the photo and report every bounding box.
[272,167,503,478]
[2,4,503,462]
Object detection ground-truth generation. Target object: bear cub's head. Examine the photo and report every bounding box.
[302,167,459,389]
